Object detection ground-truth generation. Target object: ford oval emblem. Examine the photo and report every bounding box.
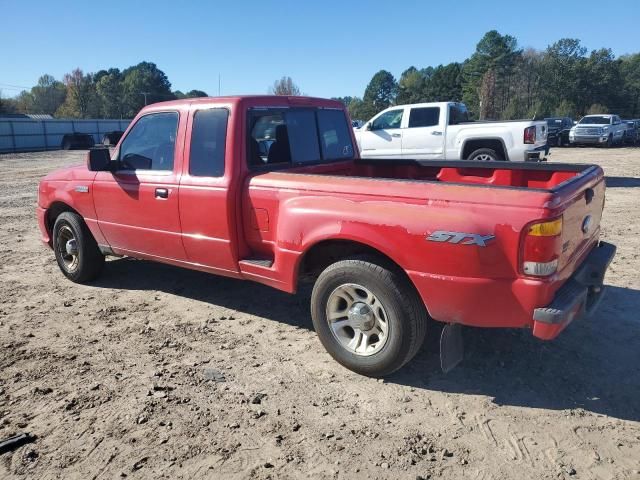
[581,215,592,234]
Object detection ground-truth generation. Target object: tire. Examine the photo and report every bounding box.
[606,134,613,148]
[52,212,105,283]
[62,138,71,150]
[467,148,501,161]
[556,135,563,147]
[310,255,428,377]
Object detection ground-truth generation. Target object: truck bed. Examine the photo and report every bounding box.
[283,159,598,192]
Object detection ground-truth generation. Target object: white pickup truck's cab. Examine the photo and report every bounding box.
[569,114,626,147]
[354,102,548,162]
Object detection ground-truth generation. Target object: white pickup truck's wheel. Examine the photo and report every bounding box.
[468,148,501,161]
[53,212,105,283]
[311,255,428,377]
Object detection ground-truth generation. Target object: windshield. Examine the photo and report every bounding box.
[546,118,563,125]
[579,116,611,125]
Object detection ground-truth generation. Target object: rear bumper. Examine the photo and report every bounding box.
[532,241,616,340]
[524,144,549,162]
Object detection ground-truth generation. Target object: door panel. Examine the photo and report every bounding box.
[93,171,186,259]
[92,110,187,260]
[359,108,405,158]
[401,106,444,158]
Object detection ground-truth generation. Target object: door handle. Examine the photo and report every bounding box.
[431,131,443,136]
[155,188,169,199]
[391,133,401,138]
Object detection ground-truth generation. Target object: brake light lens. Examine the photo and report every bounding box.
[524,126,536,144]
[522,217,563,277]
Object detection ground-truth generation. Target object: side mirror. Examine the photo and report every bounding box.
[365,122,373,131]
[86,147,112,171]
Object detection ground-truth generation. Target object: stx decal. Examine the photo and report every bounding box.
[426,231,495,247]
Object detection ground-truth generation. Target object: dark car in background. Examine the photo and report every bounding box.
[545,117,573,147]
[622,120,639,145]
[102,130,124,146]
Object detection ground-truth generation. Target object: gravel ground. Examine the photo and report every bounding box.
[0,147,639,480]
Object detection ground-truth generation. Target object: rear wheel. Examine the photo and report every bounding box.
[467,148,501,161]
[62,138,71,150]
[311,256,428,377]
[53,212,104,283]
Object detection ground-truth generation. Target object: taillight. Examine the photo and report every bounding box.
[521,217,562,277]
[524,126,536,144]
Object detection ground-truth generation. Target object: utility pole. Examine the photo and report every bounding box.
[218,75,221,96]
[140,92,150,105]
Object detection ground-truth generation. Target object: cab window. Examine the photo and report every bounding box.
[408,107,440,128]
[247,108,354,167]
[371,109,403,130]
[189,108,228,177]
[118,112,179,171]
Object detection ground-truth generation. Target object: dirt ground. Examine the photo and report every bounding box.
[0,147,639,480]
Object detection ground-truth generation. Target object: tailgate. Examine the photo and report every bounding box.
[557,176,606,273]
[535,122,548,146]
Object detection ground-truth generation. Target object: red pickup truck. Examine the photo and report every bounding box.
[37,96,615,376]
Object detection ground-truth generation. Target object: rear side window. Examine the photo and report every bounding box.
[409,107,440,128]
[248,108,354,167]
[189,108,228,177]
[448,104,469,125]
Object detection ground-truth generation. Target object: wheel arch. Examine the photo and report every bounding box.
[294,237,432,317]
[461,137,509,160]
[45,202,82,245]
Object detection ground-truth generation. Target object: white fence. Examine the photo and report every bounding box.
[0,119,131,153]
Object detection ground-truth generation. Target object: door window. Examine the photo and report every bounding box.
[409,107,440,128]
[371,109,403,130]
[118,112,179,171]
[189,109,228,177]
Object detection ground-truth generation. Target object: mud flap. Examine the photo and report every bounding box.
[440,323,464,373]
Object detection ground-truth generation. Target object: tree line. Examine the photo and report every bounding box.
[0,62,208,119]
[3,31,639,122]
[334,31,640,121]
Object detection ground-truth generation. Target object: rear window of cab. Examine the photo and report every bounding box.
[247,108,354,168]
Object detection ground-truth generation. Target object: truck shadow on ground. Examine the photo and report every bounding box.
[95,259,640,422]
[391,285,640,423]
[605,176,640,188]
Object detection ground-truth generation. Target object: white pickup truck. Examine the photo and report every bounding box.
[354,102,549,161]
[569,114,626,147]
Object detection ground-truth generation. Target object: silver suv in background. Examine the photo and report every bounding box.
[569,114,626,147]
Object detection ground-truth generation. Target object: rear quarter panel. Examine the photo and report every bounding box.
[244,172,556,327]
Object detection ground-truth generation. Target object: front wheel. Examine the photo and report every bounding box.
[311,256,428,377]
[53,212,105,283]
[467,148,501,161]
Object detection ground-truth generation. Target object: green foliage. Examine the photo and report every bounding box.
[96,70,124,118]
[121,62,175,117]
[362,70,397,118]
[352,31,640,122]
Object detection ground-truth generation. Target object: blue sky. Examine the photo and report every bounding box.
[1,0,639,99]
